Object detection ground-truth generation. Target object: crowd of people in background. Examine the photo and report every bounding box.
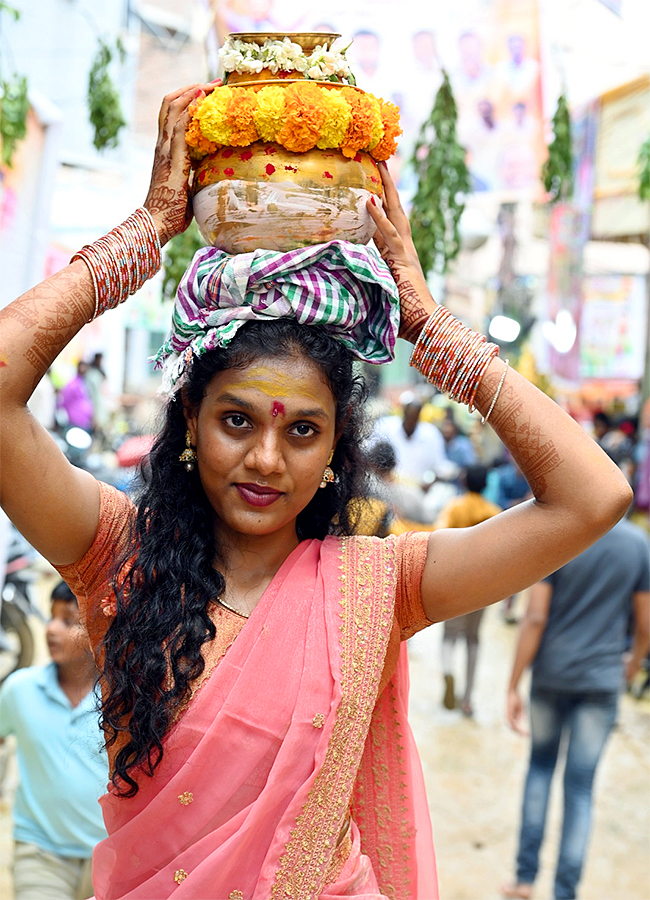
[369,388,648,528]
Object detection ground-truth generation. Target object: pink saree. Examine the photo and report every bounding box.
[91,534,438,900]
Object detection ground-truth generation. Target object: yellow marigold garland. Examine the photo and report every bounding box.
[195,87,233,147]
[188,83,401,162]
[253,85,286,142]
[316,89,351,150]
[186,99,218,157]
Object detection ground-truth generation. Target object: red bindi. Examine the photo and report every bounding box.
[271,401,285,418]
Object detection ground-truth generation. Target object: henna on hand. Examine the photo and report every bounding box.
[143,89,200,245]
[144,150,192,245]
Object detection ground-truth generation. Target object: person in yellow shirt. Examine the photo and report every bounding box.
[436,465,502,715]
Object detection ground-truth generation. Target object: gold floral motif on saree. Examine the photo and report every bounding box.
[271,536,397,899]
[351,678,416,899]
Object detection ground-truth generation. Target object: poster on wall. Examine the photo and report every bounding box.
[579,274,647,380]
[592,76,650,239]
[208,0,546,196]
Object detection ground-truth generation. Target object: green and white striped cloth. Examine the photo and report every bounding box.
[153,241,400,392]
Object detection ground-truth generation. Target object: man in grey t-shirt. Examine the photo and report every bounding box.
[501,517,649,900]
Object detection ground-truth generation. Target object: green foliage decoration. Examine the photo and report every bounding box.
[0,1,28,167]
[409,70,471,277]
[638,133,650,202]
[161,222,204,303]
[88,38,126,151]
[541,93,573,203]
[0,72,28,166]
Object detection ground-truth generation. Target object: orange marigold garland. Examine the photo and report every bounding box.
[371,100,402,162]
[276,81,328,153]
[227,89,259,146]
[339,87,375,159]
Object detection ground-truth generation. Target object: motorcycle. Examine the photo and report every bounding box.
[0,527,45,684]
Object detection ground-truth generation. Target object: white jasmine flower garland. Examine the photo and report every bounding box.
[219,36,355,84]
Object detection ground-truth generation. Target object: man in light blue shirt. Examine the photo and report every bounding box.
[0,580,108,900]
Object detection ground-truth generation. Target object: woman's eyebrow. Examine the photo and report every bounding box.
[214,392,255,410]
[293,407,330,421]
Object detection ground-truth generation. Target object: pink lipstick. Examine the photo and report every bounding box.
[235,483,283,507]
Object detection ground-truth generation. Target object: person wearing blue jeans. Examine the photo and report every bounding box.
[501,517,649,900]
[517,689,617,899]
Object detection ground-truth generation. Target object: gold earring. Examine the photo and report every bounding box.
[179,430,197,472]
[319,451,335,489]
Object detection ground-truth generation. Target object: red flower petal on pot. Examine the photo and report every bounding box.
[323,171,333,179]
[224,167,234,176]
[222,148,234,158]
[265,163,276,175]
[240,150,253,161]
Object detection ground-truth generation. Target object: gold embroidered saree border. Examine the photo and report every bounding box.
[270,536,397,899]
[351,678,415,899]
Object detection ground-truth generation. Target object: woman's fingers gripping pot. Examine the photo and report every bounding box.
[367,163,436,343]
[144,82,219,246]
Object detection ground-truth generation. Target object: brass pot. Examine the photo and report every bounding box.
[192,142,382,253]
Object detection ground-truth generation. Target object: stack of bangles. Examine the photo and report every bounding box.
[71,207,162,321]
[411,305,507,424]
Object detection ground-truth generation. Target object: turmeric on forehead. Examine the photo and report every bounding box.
[238,366,323,404]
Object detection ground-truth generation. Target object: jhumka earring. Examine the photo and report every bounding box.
[179,430,198,472]
[319,451,335,489]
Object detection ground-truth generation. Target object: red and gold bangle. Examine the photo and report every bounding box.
[71,208,162,321]
[410,306,499,411]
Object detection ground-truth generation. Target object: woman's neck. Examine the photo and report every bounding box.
[216,524,301,613]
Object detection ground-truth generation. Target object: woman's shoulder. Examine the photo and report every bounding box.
[54,482,136,622]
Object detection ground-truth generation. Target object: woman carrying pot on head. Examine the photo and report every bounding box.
[0,85,631,900]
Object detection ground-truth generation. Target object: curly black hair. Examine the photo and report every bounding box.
[100,320,369,796]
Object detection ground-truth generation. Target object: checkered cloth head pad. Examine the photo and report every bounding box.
[152,240,400,392]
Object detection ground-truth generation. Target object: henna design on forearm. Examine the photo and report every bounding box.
[480,370,562,501]
[383,256,434,342]
[397,283,432,342]
[1,270,94,380]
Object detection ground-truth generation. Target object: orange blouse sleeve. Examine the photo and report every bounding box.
[393,530,433,640]
[54,482,136,656]
[378,530,433,695]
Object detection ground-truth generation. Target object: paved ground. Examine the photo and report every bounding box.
[408,599,650,900]
[1,581,648,899]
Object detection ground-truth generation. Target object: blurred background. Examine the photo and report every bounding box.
[0,2,648,898]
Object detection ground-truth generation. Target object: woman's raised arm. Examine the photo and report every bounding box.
[368,167,632,623]
[0,85,206,565]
